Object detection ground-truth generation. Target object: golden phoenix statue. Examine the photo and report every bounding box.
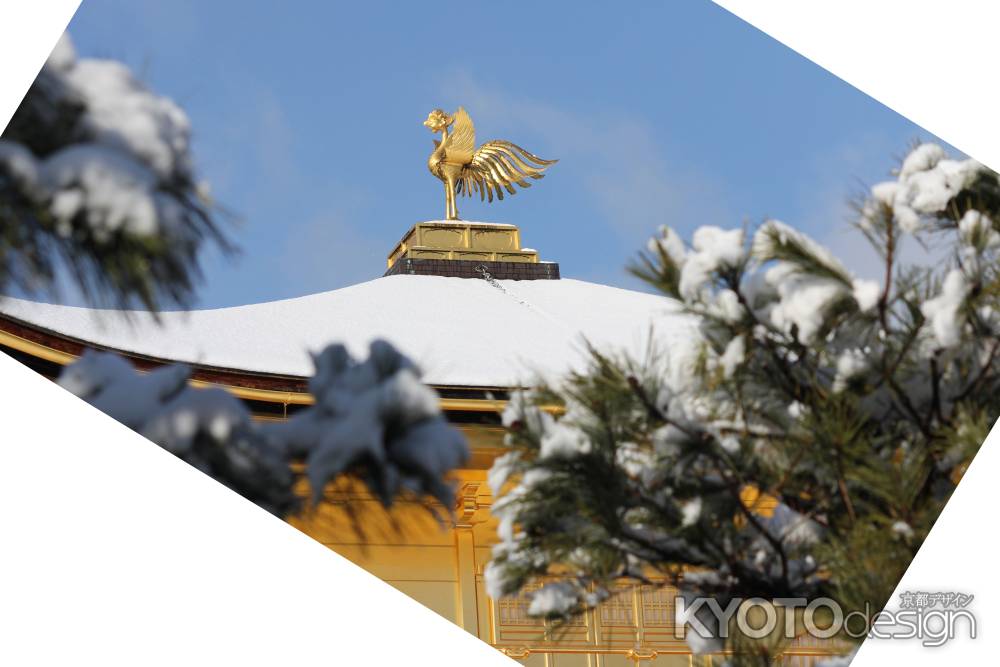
[424,107,556,220]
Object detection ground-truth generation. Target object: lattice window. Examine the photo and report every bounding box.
[599,587,637,627]
[495,581,590,628]
[639,585,676,627]
[785,633,823,649]
[776,631,853,666]
[496,584,544,627]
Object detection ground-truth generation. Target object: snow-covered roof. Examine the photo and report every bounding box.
[0,275,686,387]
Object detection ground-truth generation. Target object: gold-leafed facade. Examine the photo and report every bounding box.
[291,473,838,667]
[0,307,842,666]
[387,221,539,269]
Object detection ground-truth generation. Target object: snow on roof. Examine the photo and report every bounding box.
[0,275,686,387]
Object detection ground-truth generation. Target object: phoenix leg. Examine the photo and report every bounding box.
[446,176,459,220]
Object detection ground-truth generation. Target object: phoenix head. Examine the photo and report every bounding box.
[423,108,452,133]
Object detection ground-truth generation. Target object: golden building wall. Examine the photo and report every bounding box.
[0,326,840,665]
[290,472,837,666]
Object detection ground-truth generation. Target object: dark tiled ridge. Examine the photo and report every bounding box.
[384,258,560,280]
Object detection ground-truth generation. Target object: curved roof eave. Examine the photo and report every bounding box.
[0,274,687,390]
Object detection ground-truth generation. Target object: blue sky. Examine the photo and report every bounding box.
[66,0,950,308]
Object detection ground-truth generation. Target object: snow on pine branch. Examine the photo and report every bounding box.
[862,143,984,233]
[491,143,1000,660]
[57,340,468,515]
[58,351,296,514]
[6,33,197,235]
[0,32,229,310]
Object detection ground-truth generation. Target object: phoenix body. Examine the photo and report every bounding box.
[424,107,556,220]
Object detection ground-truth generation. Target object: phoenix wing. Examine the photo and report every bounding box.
[444,107,475,164]
[456,140,557,202]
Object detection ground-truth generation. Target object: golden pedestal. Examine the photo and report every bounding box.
[387,221,539,269]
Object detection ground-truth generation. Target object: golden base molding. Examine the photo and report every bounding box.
[387,221,540,269]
